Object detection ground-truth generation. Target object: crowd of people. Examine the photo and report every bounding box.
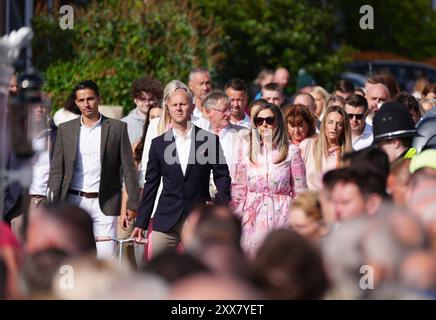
[1,66,436,300]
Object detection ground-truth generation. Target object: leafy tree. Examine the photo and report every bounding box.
[195,0,353,91]
[335,0,436,60]
[33,0,353,112]
[33,0,223,112]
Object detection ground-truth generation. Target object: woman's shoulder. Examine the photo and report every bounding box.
[299,136,315,149]
[148,117,161,134]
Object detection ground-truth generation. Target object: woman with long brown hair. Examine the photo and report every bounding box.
[231,103,307,256]
[284,104,317,146]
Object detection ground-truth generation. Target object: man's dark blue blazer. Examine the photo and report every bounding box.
[135,125,231,232]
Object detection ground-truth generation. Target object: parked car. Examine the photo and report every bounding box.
[339,72,368,89]
[346,60,436,92]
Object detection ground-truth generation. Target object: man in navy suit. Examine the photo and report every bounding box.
[132,80,231,254]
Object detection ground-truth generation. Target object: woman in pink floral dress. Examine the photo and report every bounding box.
[230,103,307,256]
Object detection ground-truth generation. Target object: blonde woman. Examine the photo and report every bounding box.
[299,106,352,190]
[310,86,329,121]
[288,191,327,244]
[231,103,307,256]
[138,80,190,189]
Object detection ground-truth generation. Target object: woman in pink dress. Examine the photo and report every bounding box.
[231,103,307,256]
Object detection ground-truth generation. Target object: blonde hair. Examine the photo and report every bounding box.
[292,191,323,222]
[310,86,329,119]
[249,103,289,164]
[314,106,352,172]
[157,80,194,134]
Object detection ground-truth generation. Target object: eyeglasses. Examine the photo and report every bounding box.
[254,116,276,127]
[347,113,365,120]
[209,107,232,115]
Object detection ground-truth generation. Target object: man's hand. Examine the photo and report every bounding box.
[131,227,145,241]
[119,209,137,230]
[126,209,137,220]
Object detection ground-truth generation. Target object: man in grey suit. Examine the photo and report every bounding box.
[48,80,139,259]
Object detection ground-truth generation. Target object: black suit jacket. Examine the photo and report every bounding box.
[135,125,231,232]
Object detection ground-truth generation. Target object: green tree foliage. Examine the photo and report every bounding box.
[33,0,352,111]
[33,0,223,112]
[195,0,353,91]
[335,0,436,60]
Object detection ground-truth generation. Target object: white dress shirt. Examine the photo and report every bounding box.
[192,107,210,130]
[206,123,247,198]
[29,134,50,196]
[352,124,374,151]
[366,113,374,126]
[207,123,247,167]
[70,116,102,192]
[231,113,251,129]
[173,123,193,176]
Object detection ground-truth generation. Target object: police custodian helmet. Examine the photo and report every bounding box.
[373,101,417,144]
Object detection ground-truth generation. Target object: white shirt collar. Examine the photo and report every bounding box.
[231,113,250,126]
[173,122,193,140]
[80,114,102,128]
[355,123,373,139]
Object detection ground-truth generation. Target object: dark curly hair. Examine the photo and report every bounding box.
[394,92,420,116]
[130,76,164,101]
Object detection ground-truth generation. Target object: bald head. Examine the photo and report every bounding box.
[365,83,390,113]
[274,68,290,88]
[294,93,316,115]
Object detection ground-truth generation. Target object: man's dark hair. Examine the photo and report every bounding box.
[342,146,390,181]
[262,82,283,95]
[130,76,164,101]
[21,248,70,297]
[345,94,368,112]
[194,205,242,250]
[335,80,355,94]
[143,250,211,284]
[73,80,100,99]
[40,202,96,255]
[323,165,388,198]
[251,229,329,299]
[224,78,247,93]
[394,92,420,115]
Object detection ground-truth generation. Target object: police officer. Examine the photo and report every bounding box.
[373,101,417,163]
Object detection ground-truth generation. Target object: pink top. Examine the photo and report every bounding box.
[299,137,340,191]
[230,139,307,255]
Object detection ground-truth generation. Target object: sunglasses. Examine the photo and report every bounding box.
[254,116,276,127]
[347,113,365,120]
